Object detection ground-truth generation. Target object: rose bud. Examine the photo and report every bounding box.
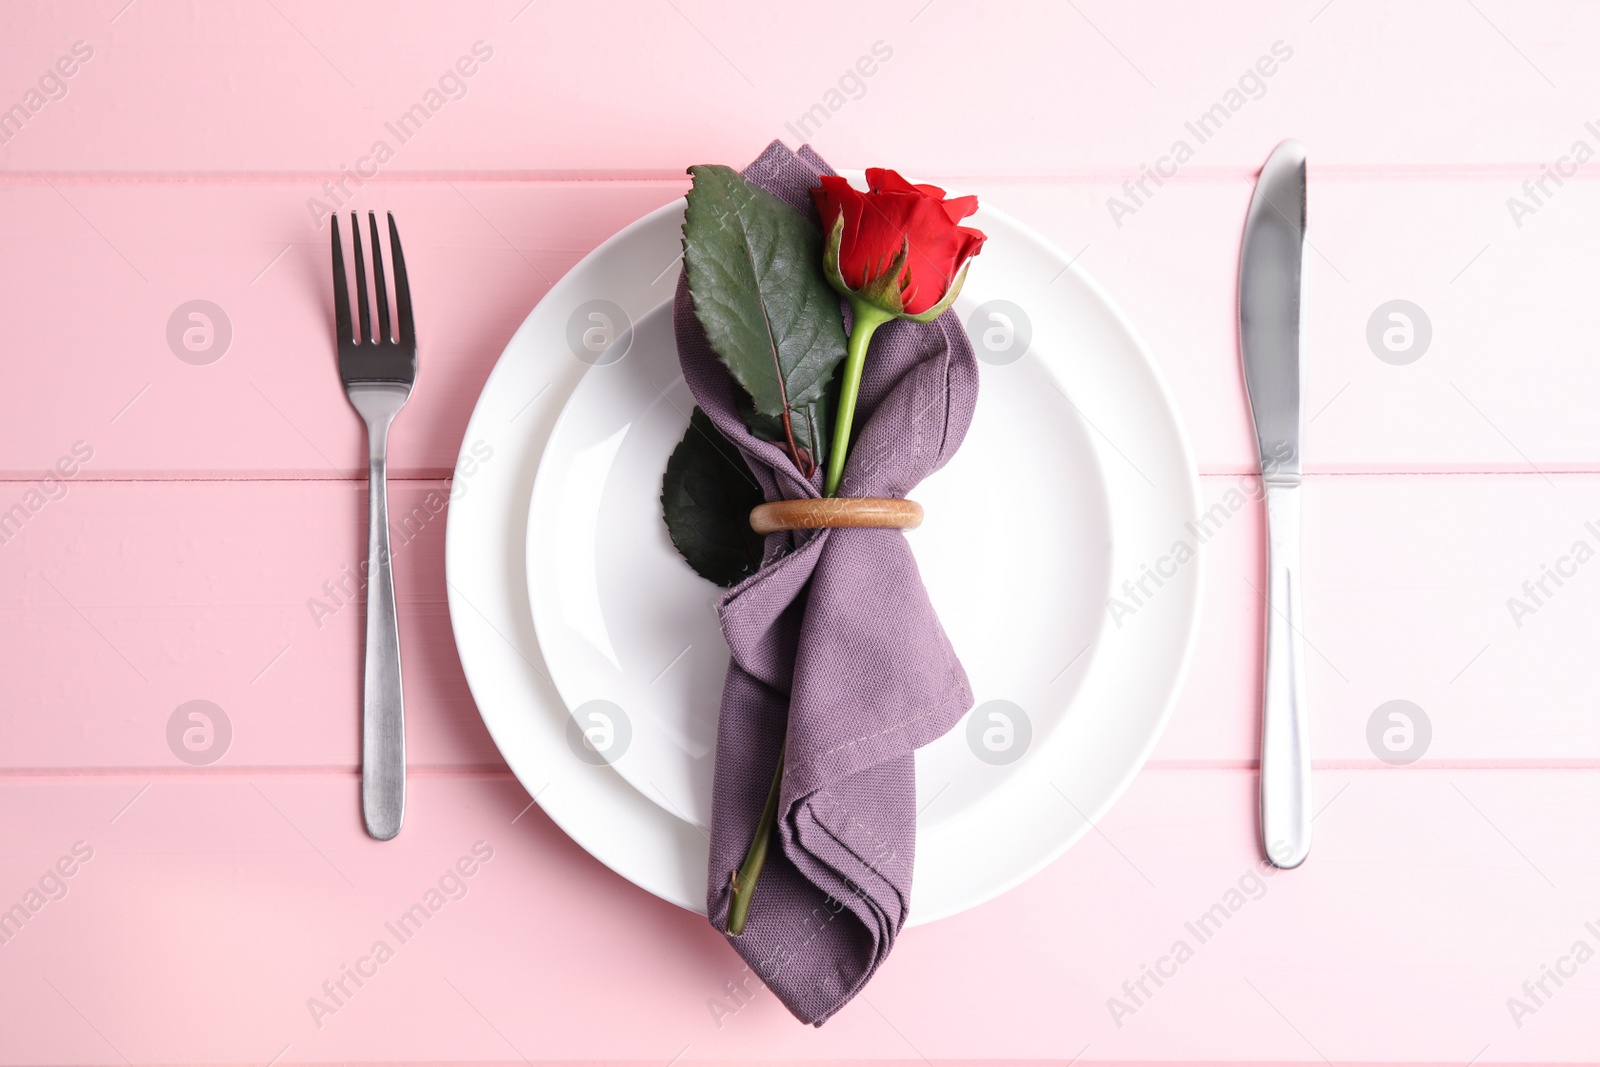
[812,168,986,322]
[811,169,987,497]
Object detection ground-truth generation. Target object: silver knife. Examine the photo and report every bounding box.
[1239,140,1309,869]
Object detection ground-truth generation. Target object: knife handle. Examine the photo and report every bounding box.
[1260,480,1310,868]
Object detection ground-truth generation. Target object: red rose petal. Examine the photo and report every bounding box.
[812,171,987,315]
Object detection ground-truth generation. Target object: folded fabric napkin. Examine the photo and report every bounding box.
[675,140,980,1025]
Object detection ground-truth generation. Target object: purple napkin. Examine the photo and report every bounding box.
[675,141,979,1025]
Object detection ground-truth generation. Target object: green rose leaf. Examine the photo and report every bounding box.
[682,164,848,463]
[661,406,767,587]
[736,391,831,471]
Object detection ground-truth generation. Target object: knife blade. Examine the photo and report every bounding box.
[1239,139,1310,870]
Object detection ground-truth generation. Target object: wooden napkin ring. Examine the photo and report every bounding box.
[749,498,923,534]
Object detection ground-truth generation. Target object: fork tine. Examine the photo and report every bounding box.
[388,212,415,348]
[331,214,352,345]
[351,212,372,345]
[367,211,391,345]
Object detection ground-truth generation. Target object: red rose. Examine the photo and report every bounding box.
[812,169,986,320]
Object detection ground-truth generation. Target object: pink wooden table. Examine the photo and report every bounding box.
[5,0,1600,1062]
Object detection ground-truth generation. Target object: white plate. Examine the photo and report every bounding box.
[446,191,1202,924]
[529,303,1118,832]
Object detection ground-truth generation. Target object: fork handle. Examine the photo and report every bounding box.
[1260,480,1309,869]
[362,433,405,840]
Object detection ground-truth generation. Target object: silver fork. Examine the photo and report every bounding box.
[332,211,417,841]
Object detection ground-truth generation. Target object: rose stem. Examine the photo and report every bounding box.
[723,300,889,934]
[726,747,784,936]
[822,300,894,498]
[727,305,893,934]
